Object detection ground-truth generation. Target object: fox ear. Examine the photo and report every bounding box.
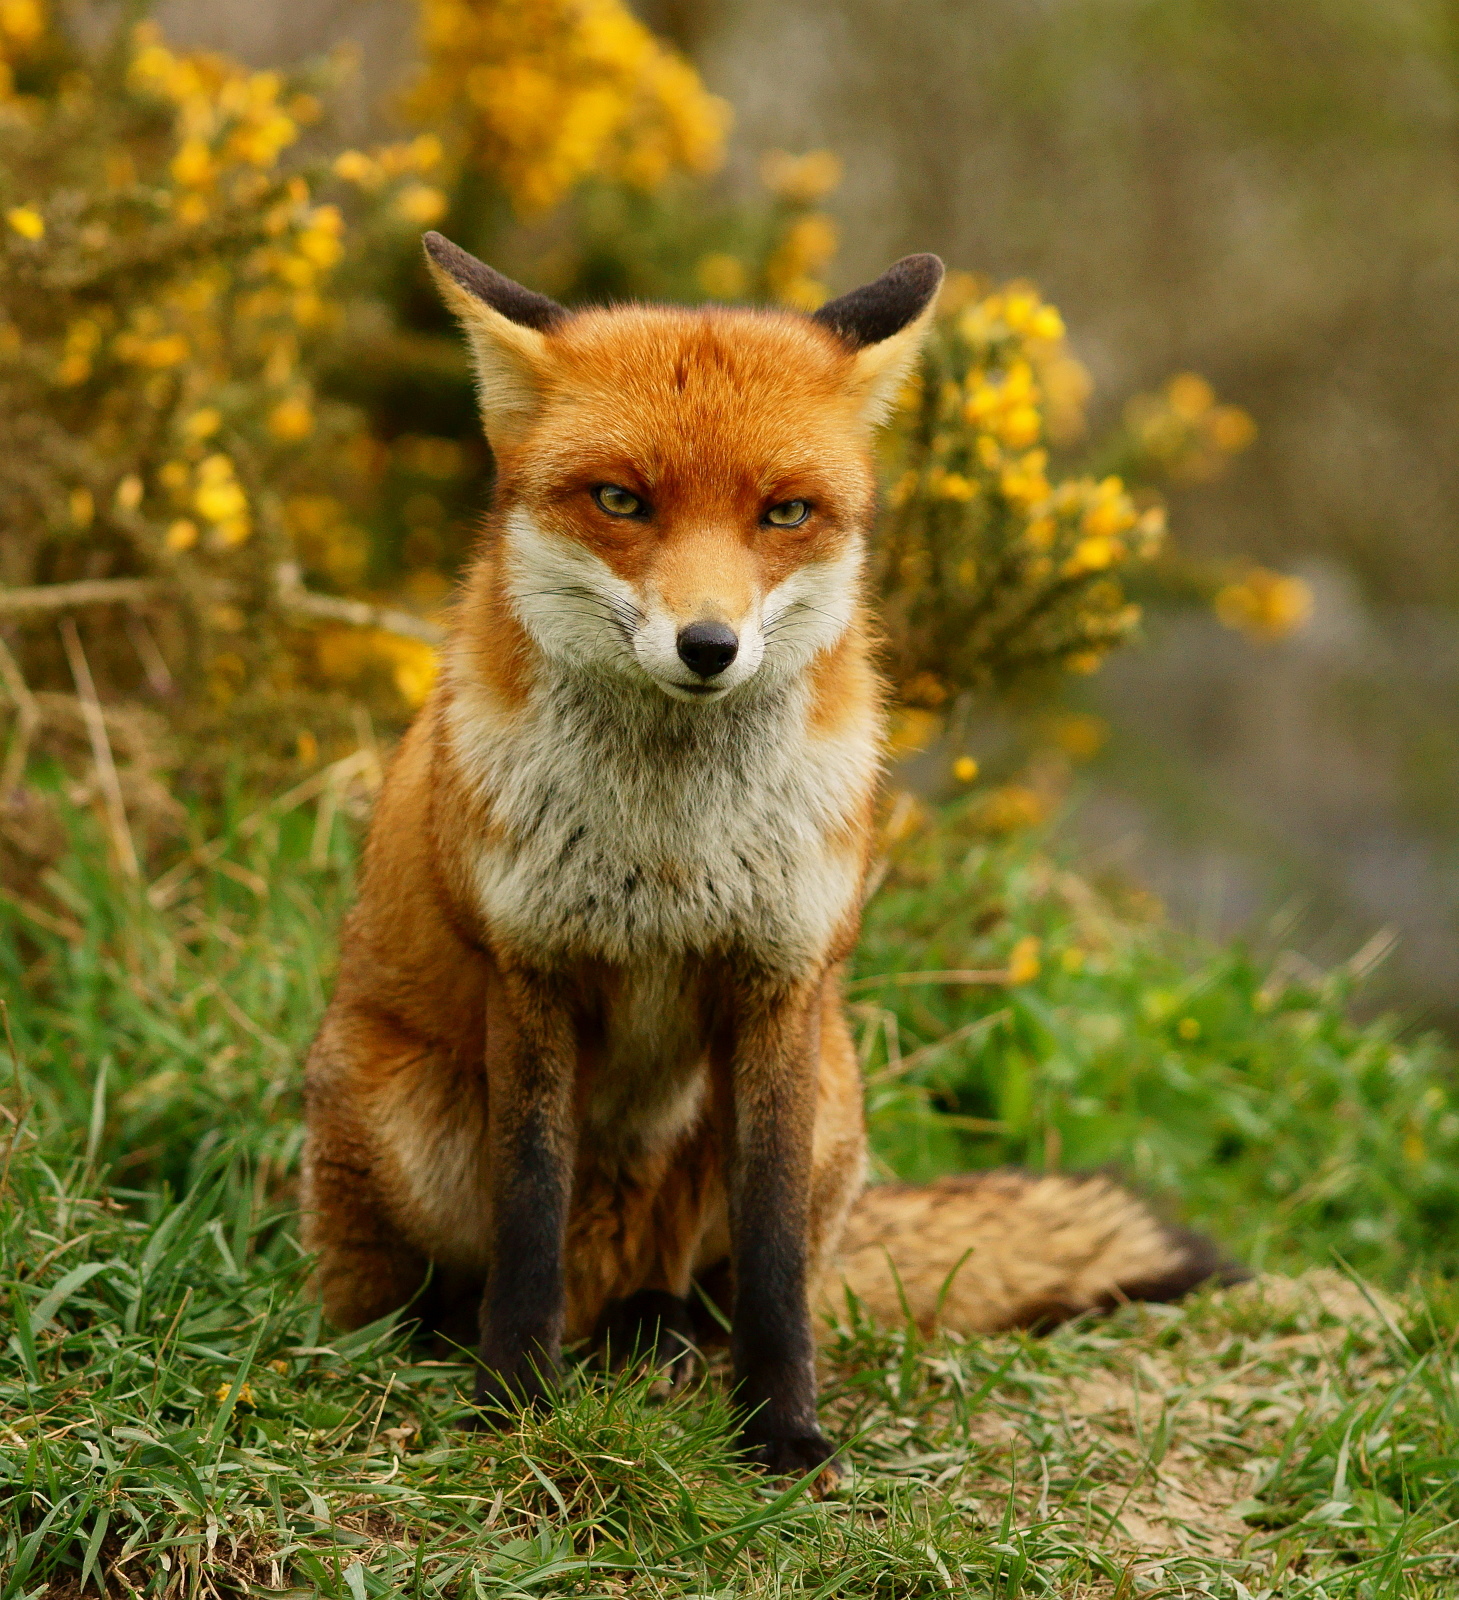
[813,254,945,425]
[423,231,567,441]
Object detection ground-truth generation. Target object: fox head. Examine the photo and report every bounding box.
[425,232,943,704]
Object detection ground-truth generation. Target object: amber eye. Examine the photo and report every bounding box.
[764,500,810,528]
[594,484,646,518]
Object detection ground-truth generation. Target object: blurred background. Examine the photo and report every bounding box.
[7,0,1459,1032]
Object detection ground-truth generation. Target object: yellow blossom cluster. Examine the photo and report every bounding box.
[0,9,447,738]
[693,149,846,310]
[1214,567,1314,641]
[759,150,843,310]
[1122,371,1257,484]
[407,0,730,216]
[875,281,1166,703]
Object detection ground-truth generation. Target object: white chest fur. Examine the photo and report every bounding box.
[447,665,876,968]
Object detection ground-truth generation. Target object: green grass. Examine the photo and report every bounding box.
[4,779,1459,1593]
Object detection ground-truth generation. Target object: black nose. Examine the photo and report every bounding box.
[676,620,738,679]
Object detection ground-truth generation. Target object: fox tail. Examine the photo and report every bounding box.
[823,1169,1243,1335]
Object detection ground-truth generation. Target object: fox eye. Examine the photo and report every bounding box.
[594,484,646,518]
[764,499,810,528]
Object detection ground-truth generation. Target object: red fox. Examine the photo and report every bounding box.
[301,233,1231,1482]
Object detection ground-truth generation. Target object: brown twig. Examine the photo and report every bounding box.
[274,562,446,645]
[0,578,164,615]
[0,635,40,800]
[59,617,140,882]
[0,571,446,645]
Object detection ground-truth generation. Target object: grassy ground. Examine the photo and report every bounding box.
[3,767,1459,1594]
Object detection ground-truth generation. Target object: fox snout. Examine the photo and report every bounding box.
[676,620,738,680]
[631,594,766,702]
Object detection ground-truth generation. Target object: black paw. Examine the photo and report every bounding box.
[594,1290,697,1383]
[738,1427,841,1487]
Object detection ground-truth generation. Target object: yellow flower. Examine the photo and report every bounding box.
[394,184,449,226]
[767,213,839,307]
[116,331,189,368]
[114,474,143,512]
[409,0,729,215]
[1000,452,1049,505]
[775,277,827,312]
[1206,404,1257,455]
[974,785,1048,834]
[166,519,199,551]
[267,396,314,440]
[194,454,247,524]
[1214,568,1314,641]
[759,148,842,203]
[183,408,222,441]
[1165,372,1215,419]
[1047,713,1106,761]
[1177,1016,1201,1041]
[170,138,214,188]
[1006,935,1042,985]
[212,517,252,548]
[696,252,747,300]
[0,0,45,47]
[887,707,942,756]
[228,113,298,169]
[1022,516,1055,550]
[333,149,381,187]
[1067,535,1120,573]
[952,755,979,782]
[937,472,974,501]
[997,290,1032,329]
[69,487,94,528]
[998,404,1041,449]
[409,133,444,170]
[6,206,44,240]
[385,637,440,707]
[1080,493,1136,540]
[1028,306,1064,342]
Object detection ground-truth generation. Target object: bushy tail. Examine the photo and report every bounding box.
[821,1170,1242,1335]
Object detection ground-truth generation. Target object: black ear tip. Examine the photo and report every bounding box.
[421,232,569,333]
[893,253,946,288]
[811,252,946,349]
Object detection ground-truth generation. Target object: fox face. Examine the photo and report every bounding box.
[425,235,943,704]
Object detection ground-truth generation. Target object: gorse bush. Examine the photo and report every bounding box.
[406,0,730,217]
[0,2,446,786]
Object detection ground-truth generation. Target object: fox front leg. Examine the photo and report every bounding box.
[473,966,578,1420]
[719,976,839,1482]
